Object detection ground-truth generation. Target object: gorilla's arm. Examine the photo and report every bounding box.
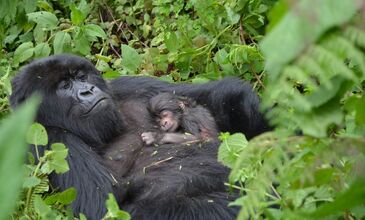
[42,128,116,220]
[109,77,270,139]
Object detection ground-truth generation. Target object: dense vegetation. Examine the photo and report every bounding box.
[0,0,364,219]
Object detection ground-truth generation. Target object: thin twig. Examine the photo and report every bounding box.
[144,156,174,170]
[239,19,246,45]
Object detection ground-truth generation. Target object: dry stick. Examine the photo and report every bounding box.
[110,42,122,59]
[98,10,121,58]
[104,4,129,45]
[249,64,266,90]
[125,25,149,48]
[239,19,246,45]
[109,172,119,185]
[270,184,281,200]
[144,156,174,170]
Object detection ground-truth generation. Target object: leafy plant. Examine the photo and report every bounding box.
[12,122,74,219]
[218,0,365,219]
[0,96,39,220]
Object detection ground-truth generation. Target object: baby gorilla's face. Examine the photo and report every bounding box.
[158,110,179,132]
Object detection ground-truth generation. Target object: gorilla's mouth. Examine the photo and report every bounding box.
[83,97,108,116]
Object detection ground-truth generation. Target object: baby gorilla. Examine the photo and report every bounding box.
[141,93,219,145]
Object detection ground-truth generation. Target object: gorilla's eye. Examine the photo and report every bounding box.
[59,80,71,90]
[160,110,171,118]
[77,74,88,81]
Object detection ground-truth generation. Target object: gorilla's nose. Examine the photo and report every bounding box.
[79,86,95,97]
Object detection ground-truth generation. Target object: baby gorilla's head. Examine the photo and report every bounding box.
[148,93,189,132]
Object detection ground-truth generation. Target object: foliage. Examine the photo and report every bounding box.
[1,0,365,219]
[9,122,131,219]
[217,0,365,219]
[0,96,39,220]
[12,122,75,219]
[102,194,131,220]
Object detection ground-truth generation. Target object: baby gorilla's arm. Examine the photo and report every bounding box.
[141,132,199,145]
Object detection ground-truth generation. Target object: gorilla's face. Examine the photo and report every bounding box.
[10,54,124,146]
[55,70,111,117]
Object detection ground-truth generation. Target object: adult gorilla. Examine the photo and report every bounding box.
[10,54,270,220]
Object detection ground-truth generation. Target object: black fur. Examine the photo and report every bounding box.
[10,54,271,220]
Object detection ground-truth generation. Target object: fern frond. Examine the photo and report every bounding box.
[344,26,365,49]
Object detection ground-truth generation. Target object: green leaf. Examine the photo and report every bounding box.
[307,178,365,218]
[355,94,365,125]
[33,24,46,43]
[34,43,51,58]
[266,0,289,32]
[74,28,91,55]
[48,143,69,174]
[103,194,131,220]
[34,195,57,219]
[53,31,72,54]
[23,176,41,188]
[225,5,240,25]
[96,60,111,72]
[78,0,90,18]
[80,214,87,220]
[44,188,77,205]
[121,45,142,73]
[70,3,85,25]
[164,32,179,52]
[218,133,248,168]
[84,24,107,40]
[27,11,58,29]
[297,101,343,137]
[0,96,39,220]
[14,42,34,65]
[26,123,48,146]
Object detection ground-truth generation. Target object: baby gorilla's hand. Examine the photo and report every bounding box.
[141,132,157,145]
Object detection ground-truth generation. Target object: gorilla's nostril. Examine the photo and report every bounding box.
[80,90,92,96]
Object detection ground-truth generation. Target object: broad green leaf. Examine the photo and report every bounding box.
[103,71,121,79]
[265,208,283,220]
[23,176,41,188]
[225,5,240,25]
[96,60,111,72]
[26,123,48,146]
[14,42,34,65]
[33,24,46,43]
[266,0,288,32]
[24,0,37,13]
[77,0,90,18]
[74,28,91,55]
[0,96,39,220]
[164,32,179,52]
[218,133,248,168]
[84,24,107,40]
[34,195,57,219]
[70,3,85,25]
[48,143,69,174]
[53,31,71,54]
[27,11,58,29]
[103,194,131,220]
[44,188,76,205]
[34,42,51,58]
[121,45,142,73]
[355,94,365,125]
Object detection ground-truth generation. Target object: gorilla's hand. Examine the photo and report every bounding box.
[141,132,157,145]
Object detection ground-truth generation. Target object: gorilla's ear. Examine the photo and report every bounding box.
[9,74,40,109]
[178,101,186,111]
[9,77,26,109]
